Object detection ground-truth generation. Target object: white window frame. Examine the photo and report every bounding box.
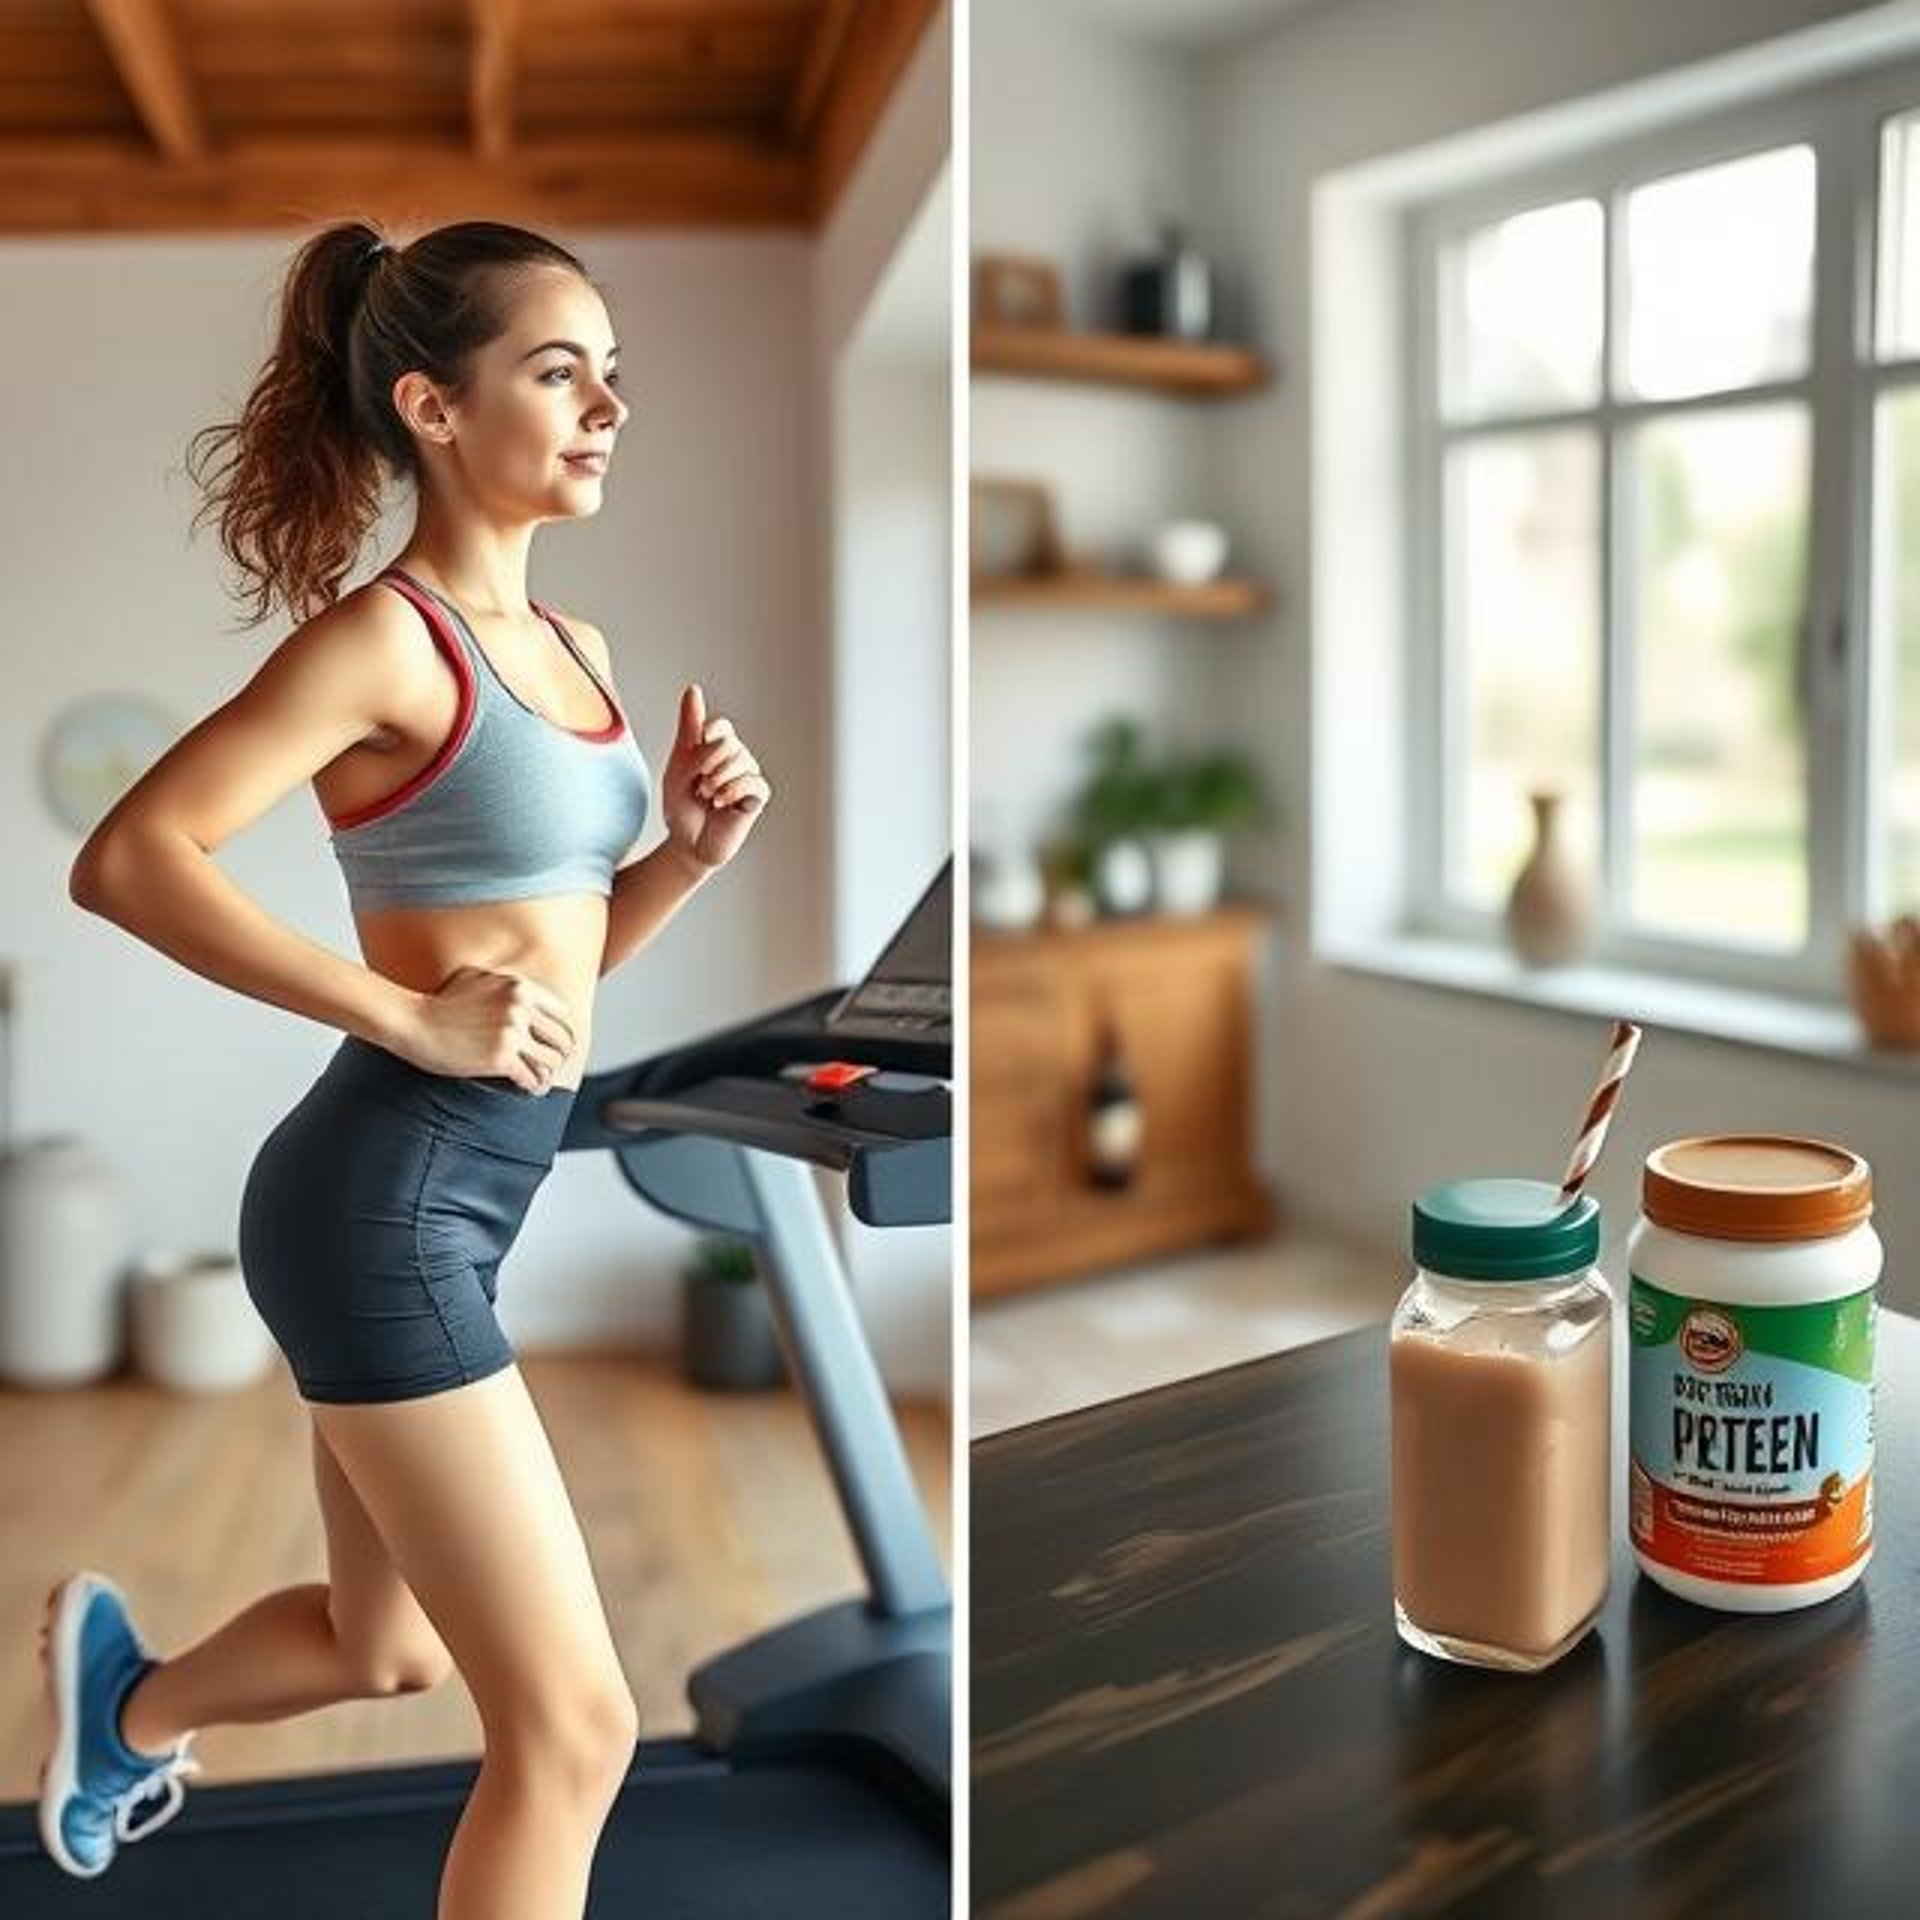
[1401,62,1920,1001]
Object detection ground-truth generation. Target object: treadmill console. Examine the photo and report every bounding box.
[564,863,953,1227]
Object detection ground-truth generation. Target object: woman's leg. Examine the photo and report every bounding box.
[305,1366,640,1920]
[112,1422,455,1755]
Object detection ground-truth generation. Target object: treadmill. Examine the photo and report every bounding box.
[0,865,954,1917]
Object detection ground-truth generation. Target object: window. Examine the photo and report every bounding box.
[1409,72,1920,994]
[1875,109,1920,921]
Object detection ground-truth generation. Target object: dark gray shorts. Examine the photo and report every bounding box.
[238,1035,576,1406]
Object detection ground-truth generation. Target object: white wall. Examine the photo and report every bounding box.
[814,3,955,1398]
[831,186,952,979]
[0,224,845,1364]
[971,0,1233,858]
[1198,0,1920,1289]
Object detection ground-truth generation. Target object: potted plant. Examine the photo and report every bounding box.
[1070,717,1163,915]
[679,1235,785,1391]
[1152,748,1272,913]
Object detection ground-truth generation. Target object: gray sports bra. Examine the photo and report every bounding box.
[325,568,652,911]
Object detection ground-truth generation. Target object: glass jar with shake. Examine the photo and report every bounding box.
[1390,1180,1613,1671]
[1390,1019,1641,1673]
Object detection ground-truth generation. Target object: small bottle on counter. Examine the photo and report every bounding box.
[1390,1178,1612,1672]
[1628,1134,1880,1614]
[1086,1020,1142,1191]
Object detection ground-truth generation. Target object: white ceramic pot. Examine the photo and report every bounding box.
[1094,838,1155,916]
[972,841,1046,930]
[1151,829,1227,915]
[130,1249,276,1393]
[1147,520,1229,586]
[0,1136,132,1387]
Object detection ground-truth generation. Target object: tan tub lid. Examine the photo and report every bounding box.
[1643,1135,1872,1241]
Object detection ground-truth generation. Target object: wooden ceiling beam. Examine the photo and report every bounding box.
[785,0,859,144]
[19,0,937,235]
[81,0,208,161]
[0,134,809,232]
[468,0,520,163]
[805,0,939,221]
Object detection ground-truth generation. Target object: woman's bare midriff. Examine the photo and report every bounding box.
[353,892,606,1091]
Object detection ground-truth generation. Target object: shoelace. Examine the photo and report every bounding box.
[110,1735,202,1843]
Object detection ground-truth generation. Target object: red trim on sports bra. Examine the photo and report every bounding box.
[324,574,480,831]
[529,601,628,743]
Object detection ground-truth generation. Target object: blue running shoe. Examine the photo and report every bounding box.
[38,1571,202,1879]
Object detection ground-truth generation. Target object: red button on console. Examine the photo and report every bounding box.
[805,1061,877,1093]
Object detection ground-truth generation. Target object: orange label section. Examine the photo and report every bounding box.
[1631,1463,1871,1586]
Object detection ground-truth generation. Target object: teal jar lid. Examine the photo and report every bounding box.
[1412,1177,1600,1281]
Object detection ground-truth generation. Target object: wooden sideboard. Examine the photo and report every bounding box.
[971,906,1274,1297]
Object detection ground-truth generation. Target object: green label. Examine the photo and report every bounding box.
[1628,1279,1875,1384]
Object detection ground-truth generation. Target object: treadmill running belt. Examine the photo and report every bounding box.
[0,1745,949,1916]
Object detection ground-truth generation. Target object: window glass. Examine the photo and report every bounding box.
[1447,431,1602,908]
[1873,388,1920,915]
[1621,146,1815,400]
[1443,200,1603,420]
[1626,405,1810,947]
[1877,109,1920,360]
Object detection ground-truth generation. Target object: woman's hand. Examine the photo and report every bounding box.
[395,966,576,1093]
[659,684,771,873]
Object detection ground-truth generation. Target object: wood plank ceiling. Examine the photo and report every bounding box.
[0,0,941,231]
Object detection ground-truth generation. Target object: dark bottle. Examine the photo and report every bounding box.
[1087,1019,1143,1191]
[1120,220,1215,341]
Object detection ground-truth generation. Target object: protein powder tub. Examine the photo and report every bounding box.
[1627,1135,1881,1613]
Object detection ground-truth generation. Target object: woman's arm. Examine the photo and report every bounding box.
[555,616,770,979]
[75,823,423,1050]
[70,590,435,1052]
[597,840,712,979]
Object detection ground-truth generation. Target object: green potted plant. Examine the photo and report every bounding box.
[1151,748,1272,913]
[679,1234,785,1391]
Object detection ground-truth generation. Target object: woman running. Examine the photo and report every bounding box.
[37,219,770,1918]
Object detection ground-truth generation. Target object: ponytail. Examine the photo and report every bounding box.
[185,218,591,630]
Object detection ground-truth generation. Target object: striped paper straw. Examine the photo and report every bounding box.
[1558,1019,1642,1206]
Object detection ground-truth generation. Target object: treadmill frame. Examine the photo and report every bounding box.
[571,1094,951,1807]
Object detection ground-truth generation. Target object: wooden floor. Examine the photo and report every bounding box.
[0,1350,951,1797]
[971,1231,1399,1435]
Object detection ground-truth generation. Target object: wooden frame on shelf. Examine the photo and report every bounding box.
[973,253,1066,331]
[971,477,1067,579]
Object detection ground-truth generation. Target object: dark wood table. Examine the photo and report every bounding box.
[973,1317,1920,1919]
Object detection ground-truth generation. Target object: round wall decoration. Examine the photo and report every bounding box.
[39,694,181,836]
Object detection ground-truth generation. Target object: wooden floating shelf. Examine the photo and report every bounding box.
[971,571,1272,618]
[972,324,1272,396]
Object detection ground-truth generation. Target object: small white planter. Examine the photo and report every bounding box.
[972,841,1045,931]
[1093,838,1155,916]
[130,1249,275,1393]
[1150,829,1227,915]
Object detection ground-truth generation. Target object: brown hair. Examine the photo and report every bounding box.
[185,218,593,630]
